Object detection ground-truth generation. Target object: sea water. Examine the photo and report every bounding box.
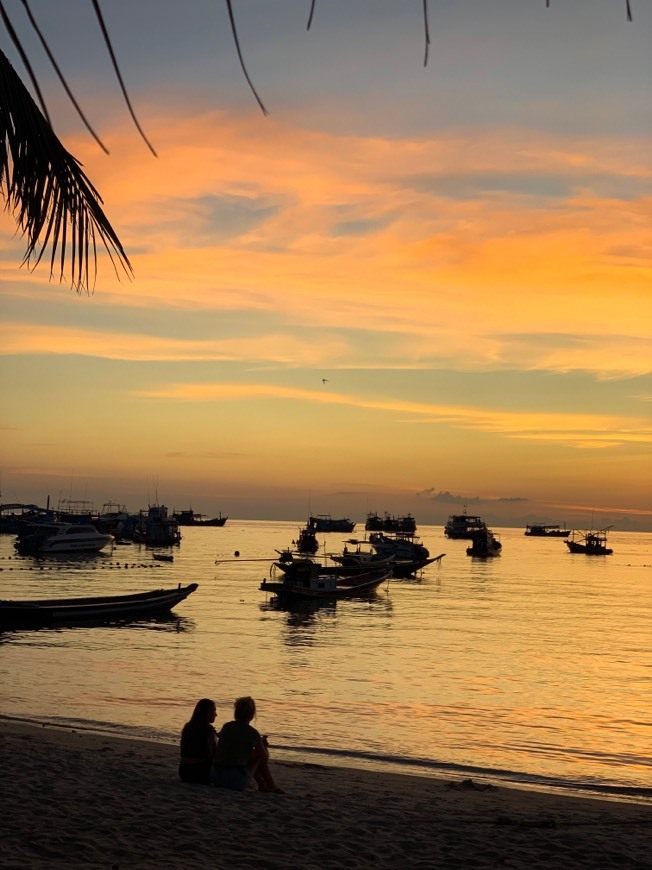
[0,521,650,800]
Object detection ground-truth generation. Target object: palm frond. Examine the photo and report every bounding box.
[0,48,132,293]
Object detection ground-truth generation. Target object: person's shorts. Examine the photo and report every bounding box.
[212,765,249,791]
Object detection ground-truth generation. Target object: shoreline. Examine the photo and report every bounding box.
[2,719,651,869]
[2,713,649,806]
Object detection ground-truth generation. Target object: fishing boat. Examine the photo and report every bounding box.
[172,509,227,527]
[365,512,417,534]
[308,515,355,533]
[466,528,502,558]
[294,525,319,554]
[55,498,99,525]
[0,503,56,534]
[14,523,114,556]
[444,510,487,539]
[328,541,444,578]
[0,583,198,629]
[274,553,395,578]
[367,531,430,561]
[524,523,570,538]
[132,505,181,546]
[565,528,613,555]
[152,552,174,562]
[260,563,390,600]
[274,551,446,579]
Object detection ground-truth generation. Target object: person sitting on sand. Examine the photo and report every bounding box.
[179,698,218,785]
[211,695,283,793]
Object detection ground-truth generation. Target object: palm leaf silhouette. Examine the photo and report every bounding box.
[0,0,637,291]
[0,48,131,292]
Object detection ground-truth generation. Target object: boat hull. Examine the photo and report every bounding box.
[525,525,570,538]
[308,516,355,533]
[260,570,389,600]
[565,541,613,555]
[565,529,613,556]
[0,583,198,629]
[14,524,114,556]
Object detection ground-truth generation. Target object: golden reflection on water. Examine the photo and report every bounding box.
[0,521,650,791]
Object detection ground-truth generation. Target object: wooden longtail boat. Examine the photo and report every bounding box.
[0,583,198,629]
[260,566,390,600]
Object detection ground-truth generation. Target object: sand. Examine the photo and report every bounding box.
[1,718,650,869]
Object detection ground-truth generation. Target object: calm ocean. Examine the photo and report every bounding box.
[1,521,650,801]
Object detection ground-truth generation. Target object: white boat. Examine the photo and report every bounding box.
[14,523,114,555]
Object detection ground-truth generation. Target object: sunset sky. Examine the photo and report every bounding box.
[1,0,650,529]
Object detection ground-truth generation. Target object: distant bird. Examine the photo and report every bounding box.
[322,378,328,384]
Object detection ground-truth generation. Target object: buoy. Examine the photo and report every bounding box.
[234,550,240,557]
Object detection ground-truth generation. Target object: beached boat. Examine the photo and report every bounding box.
[365,512,417,534]
[308,515,355,533]
[172,509,227,527]
[14,523,114,556]
[565,528,613,555]
[260,563,390,600]
[466,528,502,558]
[0,583,198,629]
[444,510,487,539]
[524,523,570,538]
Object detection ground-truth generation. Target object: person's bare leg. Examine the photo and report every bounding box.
[250,743,282,792]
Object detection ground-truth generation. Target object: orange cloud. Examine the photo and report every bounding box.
[2,110,650,378]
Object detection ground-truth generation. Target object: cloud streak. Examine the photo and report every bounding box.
[131,381,652,449]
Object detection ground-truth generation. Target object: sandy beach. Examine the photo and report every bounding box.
[1,718,650,870]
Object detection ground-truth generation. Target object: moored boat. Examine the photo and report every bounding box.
[294,525,320,554]
[0,503,56,534]
[328,540,443,578]
[466,528,502,558]
[132,505,181,546]
[565,528,613,555]
[444,510,487,539]
[275,551,445,581]
[14,523,114,556]
[260,563,390,600]
[0,583,198,629]
[525,523,570,538]
[367,531,430,561]
[308,515,355,533]
[365,512,417,534]
[172,509,227,527]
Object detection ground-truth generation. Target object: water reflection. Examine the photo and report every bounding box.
[259,591,395,648]
[2,525,651,791]
[0,612,196,643]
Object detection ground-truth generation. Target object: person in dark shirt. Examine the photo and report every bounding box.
[212,696,283,792]
[179,698,218,784]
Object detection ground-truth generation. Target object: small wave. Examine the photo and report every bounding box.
[4,715,650,805]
